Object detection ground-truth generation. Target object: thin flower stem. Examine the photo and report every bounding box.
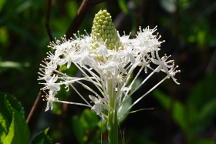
[54,99,92,108]
[56,68,105,97]
[124,64,145,98]
[82,65,101,82]
[119,63,138,100]
[70,84,91,106]
[124,63,138,85]
[128,66,160,98]
[128,75,169,110]
[74,63,105,93]
[76,81,102,99]
[57,78,86,85]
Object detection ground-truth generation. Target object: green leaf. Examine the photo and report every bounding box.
[52,86,70,115]
[4,94,25,119]
[81,109,99,130]
[66,1,78,18]
[131,78,142,92]
[0,96,11,138]
[118,0,129,13]
[72,116,85,144]
[153,90,171,110]
[188,75,216,111]
[186,74,216,133]
[198,99,216,127]
[71,110,100,144]
[32,128,52,144]
[4,111,29,144]
[0,27,9,48]
[154,90,188,132]
[0,0,5,12]
[0,93,29,144]
[118,97,132,122]
[173,101,188,132]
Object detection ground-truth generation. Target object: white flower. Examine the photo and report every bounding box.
[38,10,180,120]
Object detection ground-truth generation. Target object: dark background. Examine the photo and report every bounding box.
[0,0,216,143]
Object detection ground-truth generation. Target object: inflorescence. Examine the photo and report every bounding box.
[38,10,180,121]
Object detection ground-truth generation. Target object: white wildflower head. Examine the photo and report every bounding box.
[38,10,180,121]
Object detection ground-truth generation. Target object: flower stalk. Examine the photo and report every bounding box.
[107,80,119,144]
[108,108,119,144]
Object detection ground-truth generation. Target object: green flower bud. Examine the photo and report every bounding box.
[91,10,122,50]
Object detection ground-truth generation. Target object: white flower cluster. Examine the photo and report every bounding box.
[38,10,180,120]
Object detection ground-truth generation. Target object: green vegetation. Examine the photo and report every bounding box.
[0,0,216,143]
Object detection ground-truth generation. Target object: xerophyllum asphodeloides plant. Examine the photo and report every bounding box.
[38,10,180,143]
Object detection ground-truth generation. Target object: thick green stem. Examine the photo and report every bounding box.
[108,80,119,144]
[108,109,119,144]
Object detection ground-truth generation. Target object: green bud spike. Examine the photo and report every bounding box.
[91,10,122,50]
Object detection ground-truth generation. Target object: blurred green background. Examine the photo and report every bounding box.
[0,0,216,144]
